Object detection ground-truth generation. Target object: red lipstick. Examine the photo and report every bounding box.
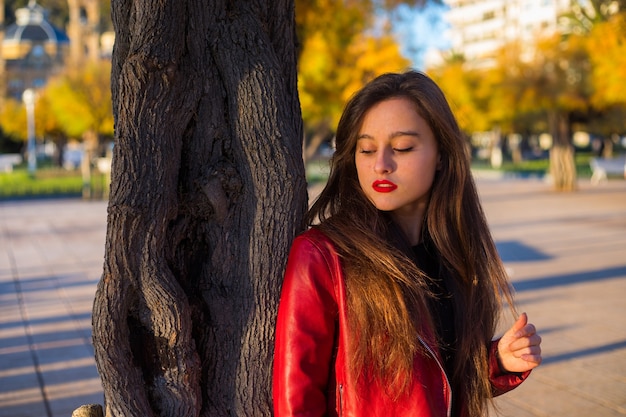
[372,180,397,193]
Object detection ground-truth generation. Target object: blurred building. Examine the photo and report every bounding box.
[0,0,112,101]
[1,0,70,100]
[66,0,103,65]
[443,0,572,68]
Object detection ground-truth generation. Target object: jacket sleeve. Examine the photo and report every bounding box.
[273,234,339,417]
[488,339,531,396]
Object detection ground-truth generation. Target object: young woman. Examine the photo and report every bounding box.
[273,71,542,417]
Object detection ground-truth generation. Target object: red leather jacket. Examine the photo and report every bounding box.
[273,228,529,417]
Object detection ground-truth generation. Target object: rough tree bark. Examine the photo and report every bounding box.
[92,1,307,416]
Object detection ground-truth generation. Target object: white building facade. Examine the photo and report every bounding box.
[443,0,572,68]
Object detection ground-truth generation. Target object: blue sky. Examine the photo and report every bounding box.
[393,2,452,69]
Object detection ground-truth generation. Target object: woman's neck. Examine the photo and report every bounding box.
[390,206,426,246]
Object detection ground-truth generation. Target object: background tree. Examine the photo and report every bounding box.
[586,13,626,114]
[296,0,366,159]
[46,62,113,196]
[0,63,112,167]
[431,47,539,167]
[431,55,491,134]
[0,97,27,141]
[0,90,67,162]
[494,33,592,190]
[587,13,626,107]
[558,1,626,155]
[298,29,410,159]
[559,0,625,34]
[295,0,435,160]
[427,0,625,191]
[45,63,114,142]
[584,10,626,153]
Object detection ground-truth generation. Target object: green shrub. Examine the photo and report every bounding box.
[0,167,107,199]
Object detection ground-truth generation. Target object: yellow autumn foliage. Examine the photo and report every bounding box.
[0,98,28,141]
[296,0,413,137]
[341,35,411,104]
[298,30,410,133]
[45,62,114,138]
[587,12,626,108]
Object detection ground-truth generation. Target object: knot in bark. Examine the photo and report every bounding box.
[199,163,242,224]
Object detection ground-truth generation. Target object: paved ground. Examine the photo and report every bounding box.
[0,199,106,417]
[1,177,625,417]
[480,177,626,417]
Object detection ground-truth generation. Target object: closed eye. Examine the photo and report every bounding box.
[358,148,376,154]
[394,147,414,153]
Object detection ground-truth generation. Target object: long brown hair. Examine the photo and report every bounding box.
[307,71,515,416]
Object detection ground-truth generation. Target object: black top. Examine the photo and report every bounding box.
[412,242,457,383]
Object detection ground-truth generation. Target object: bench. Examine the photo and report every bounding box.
[0,154,23,173]
[590,157,626,185]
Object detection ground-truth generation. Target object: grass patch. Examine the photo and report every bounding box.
[471,152,595,178]
[0,166,107,199]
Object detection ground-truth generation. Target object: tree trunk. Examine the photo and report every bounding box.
[548,110,577,192]
[81,130,98,199]
[303,121,331,162]
[92,1,307,416]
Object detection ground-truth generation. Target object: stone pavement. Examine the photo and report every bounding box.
[1,177,625,417]
[0,199,107,417]
[479,177,626,417]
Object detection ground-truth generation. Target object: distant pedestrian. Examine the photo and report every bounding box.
[273,70,542,417]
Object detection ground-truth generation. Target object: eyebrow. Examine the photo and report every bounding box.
[357,130,421,140]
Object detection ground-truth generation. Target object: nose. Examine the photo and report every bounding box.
[374,148,394,174]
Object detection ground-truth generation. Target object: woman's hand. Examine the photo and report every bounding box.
[497,312,542,373]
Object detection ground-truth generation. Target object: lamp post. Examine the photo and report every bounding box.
[22,88,37,175]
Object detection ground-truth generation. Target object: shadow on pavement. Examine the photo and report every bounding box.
[542,339,626,365]
[497,240,553,262]
[513,264,626,292]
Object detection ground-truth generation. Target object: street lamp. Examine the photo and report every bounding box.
[22,88,36,175]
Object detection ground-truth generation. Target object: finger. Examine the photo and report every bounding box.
[515,323,537,338]
[512,312,529,337]
[521,352,543,365]
[508,334,542,352]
